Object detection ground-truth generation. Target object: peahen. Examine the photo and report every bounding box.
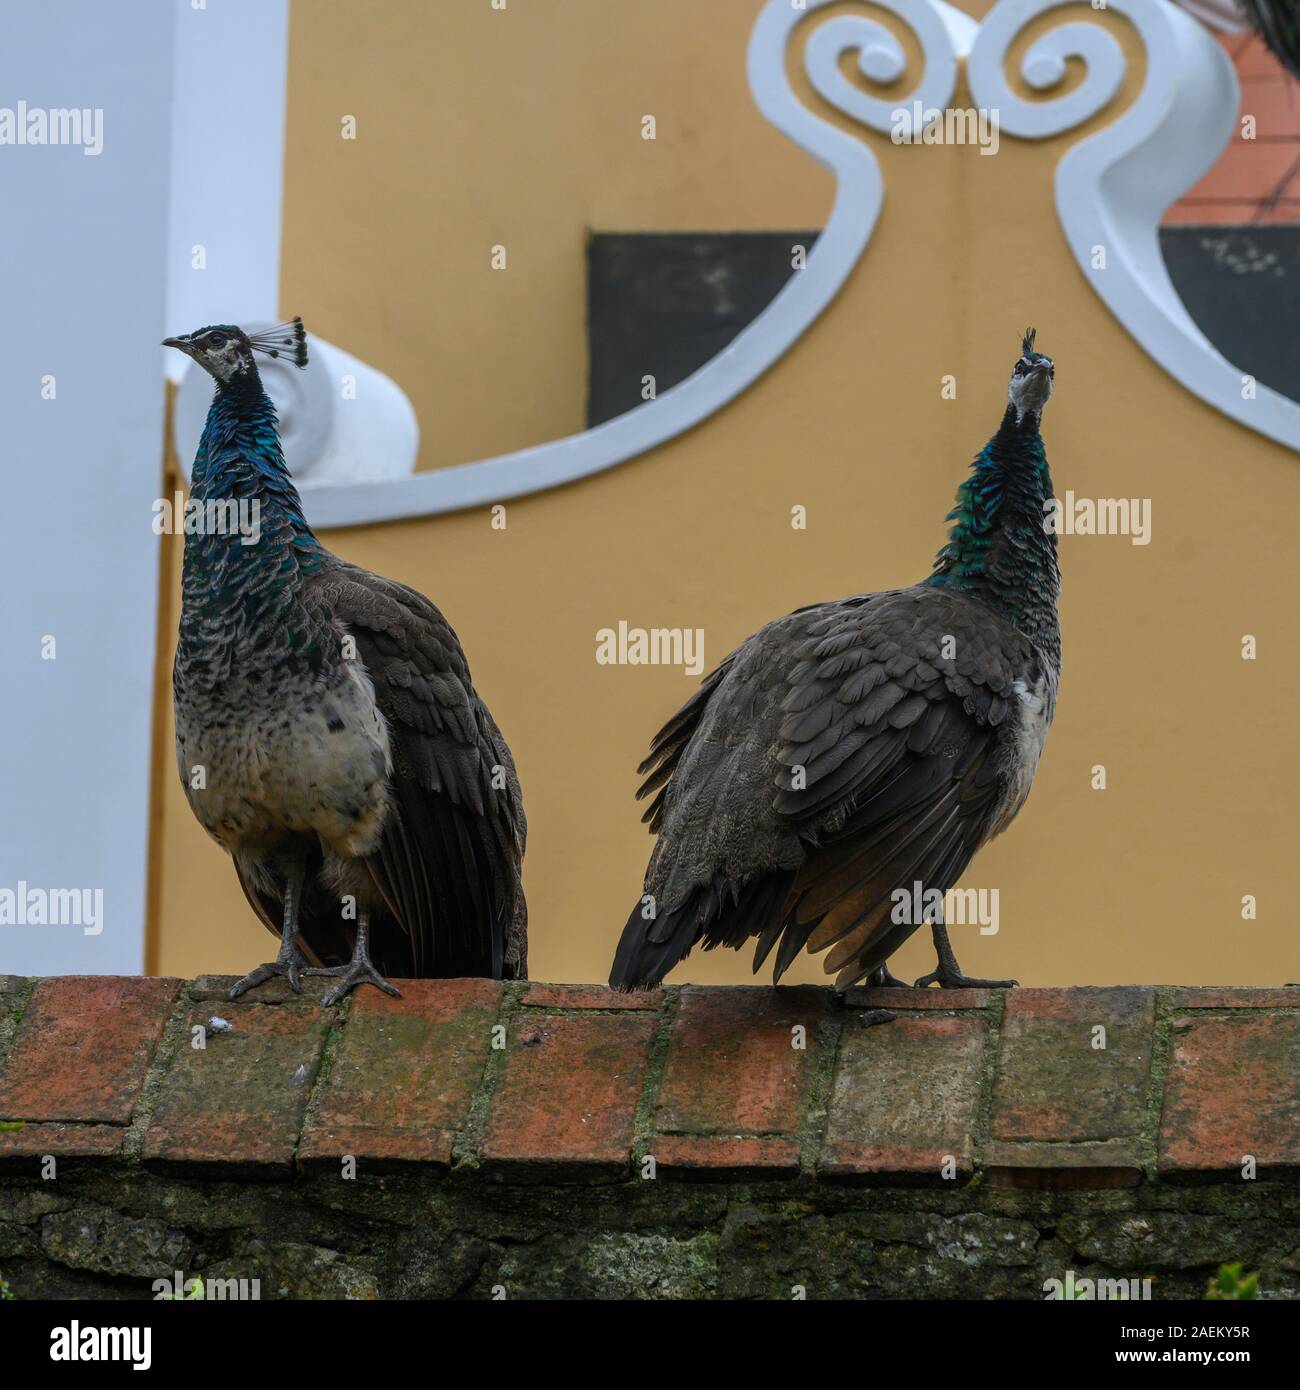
[164,319,527,1004]
[610,330,1060,998]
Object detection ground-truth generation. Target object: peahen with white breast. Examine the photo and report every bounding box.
[165,319,526,1004]
[610,330,1060,1001]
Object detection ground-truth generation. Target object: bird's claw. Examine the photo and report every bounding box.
[305,962,401,1007]
[869,965,910,989]
[228,951,306,1000]
[829,991,898,1029]
[913,969,1018,990]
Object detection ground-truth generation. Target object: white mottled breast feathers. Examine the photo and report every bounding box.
[991,667,1056,837]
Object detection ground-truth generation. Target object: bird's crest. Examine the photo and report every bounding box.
[1022,327,1037,358]
[249,317,309,369]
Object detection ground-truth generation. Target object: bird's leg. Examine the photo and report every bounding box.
[228,850,311,1000]
[913,912,1017,990]
[305,911,401,1007]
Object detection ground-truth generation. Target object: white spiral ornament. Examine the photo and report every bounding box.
[800,2,964,139]
[300,0,979,527]
[968,8,1125,138]
[969,0,1300,455]
[294,0,1299,530]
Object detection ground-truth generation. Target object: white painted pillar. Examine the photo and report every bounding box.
[0,0,290,975]
[165,0,289,376]
[0,2,182,973]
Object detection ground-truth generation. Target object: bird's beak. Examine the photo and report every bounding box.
[162,336,192,355]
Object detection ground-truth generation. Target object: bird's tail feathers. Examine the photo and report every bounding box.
[609,869,796,991]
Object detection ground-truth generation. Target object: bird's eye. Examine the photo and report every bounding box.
[1013,362,1025,376]
[208,333,226,348]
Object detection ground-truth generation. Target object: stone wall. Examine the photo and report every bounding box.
[1,975,1297,1299]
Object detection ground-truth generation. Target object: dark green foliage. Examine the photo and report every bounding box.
[1205,1262,1259,1300]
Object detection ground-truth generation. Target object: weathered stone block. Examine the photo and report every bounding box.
[40,1203,190,1280]
[143,999,329,1177]
[990,987,1155,1142]
[821,1014,986,1182]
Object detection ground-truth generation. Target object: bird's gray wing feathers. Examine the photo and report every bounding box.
[765,588,1033,986]
[615,586,1034,989]
[307,563,527,979]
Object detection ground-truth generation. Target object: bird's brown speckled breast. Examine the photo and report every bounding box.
[174,653,392,860]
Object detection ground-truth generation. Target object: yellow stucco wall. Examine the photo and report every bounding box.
[151,1,1299,988]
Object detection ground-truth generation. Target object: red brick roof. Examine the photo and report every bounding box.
[1167,33,1300,224]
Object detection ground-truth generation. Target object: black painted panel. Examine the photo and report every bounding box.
[586,231,818,428]
[585,228,1300,427]
[1159,226,1300,405]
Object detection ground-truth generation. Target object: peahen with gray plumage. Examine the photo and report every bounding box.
[165,319,526,1004]
[610,330,1060,999]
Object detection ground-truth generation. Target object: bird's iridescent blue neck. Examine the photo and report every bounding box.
[924,404,1061,662]
[188,373,325,570]
[178,368,330,674]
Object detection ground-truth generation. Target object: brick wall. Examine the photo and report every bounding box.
[1,975,1298,1299]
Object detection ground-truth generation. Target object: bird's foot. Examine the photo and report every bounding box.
[228,940,309,1000]
[305,960,401,1007]
[919,921,1016,990]
[855,1008,897,1029]
[829,991,897,1028]
[869,964,910,989]
[913,967,1018,990]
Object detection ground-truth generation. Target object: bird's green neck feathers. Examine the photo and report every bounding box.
[924,404,1061,661]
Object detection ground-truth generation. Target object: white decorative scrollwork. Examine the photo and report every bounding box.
[306,0,973,528]
[802,4,963,137]
[305,0,1294,528]
[971,0,1300,454]
[970,15,1125,137]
